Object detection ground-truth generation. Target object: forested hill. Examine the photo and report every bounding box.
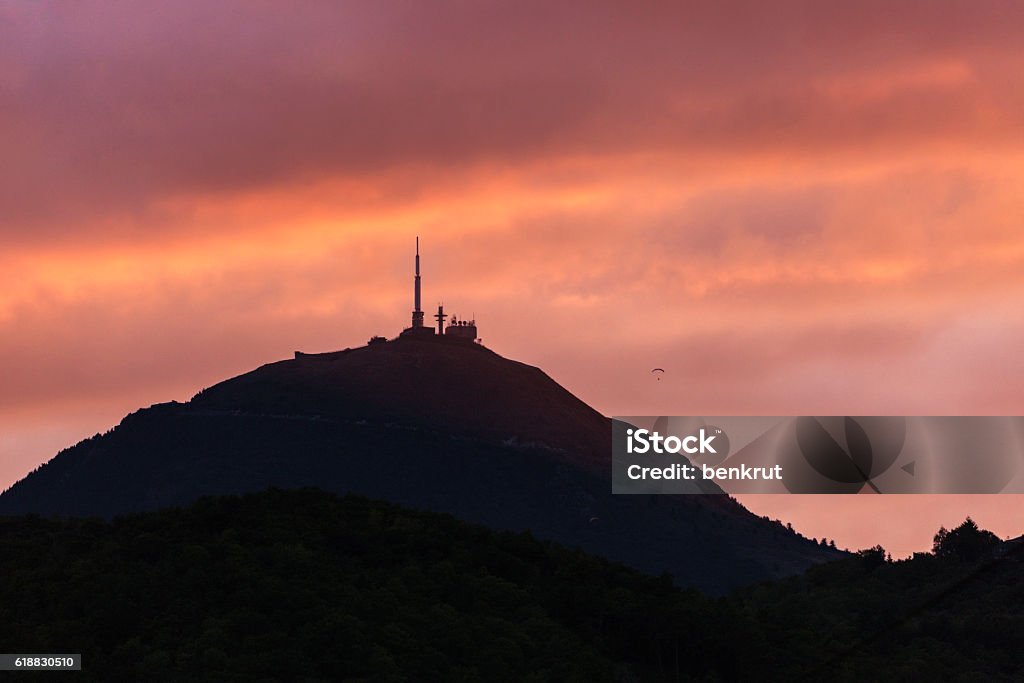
[0,489,1020,682]
[0,335,840,593]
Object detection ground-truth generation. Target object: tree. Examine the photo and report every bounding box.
[932,518,1000,561]
[858,545,888,570]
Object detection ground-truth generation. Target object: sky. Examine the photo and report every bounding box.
[2,1,1023,556]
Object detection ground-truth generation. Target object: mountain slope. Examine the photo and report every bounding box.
[0,335,841,593]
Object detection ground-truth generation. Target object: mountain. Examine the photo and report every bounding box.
[0,334,841,593]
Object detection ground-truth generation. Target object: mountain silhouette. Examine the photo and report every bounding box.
[0,334,841,593]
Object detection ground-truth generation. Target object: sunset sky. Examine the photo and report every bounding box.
[2,1,1023,556]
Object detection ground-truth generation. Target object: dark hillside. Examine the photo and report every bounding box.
[0,490,1019,681]
[0,336,841,593]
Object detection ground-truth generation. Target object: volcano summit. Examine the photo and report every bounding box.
[0,240,842,593]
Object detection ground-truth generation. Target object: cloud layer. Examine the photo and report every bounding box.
[2,1,1023,555]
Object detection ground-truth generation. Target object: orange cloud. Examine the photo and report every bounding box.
[3,1,1024,556]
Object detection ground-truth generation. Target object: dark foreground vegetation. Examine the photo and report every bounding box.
[0,489,1020,682]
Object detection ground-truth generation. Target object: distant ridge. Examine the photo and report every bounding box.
[0,335,842,593]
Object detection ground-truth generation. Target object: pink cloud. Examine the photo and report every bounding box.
[2,1,1024,556]
[3,2,1023,236]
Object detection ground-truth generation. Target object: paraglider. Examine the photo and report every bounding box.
[651,368,665,381]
